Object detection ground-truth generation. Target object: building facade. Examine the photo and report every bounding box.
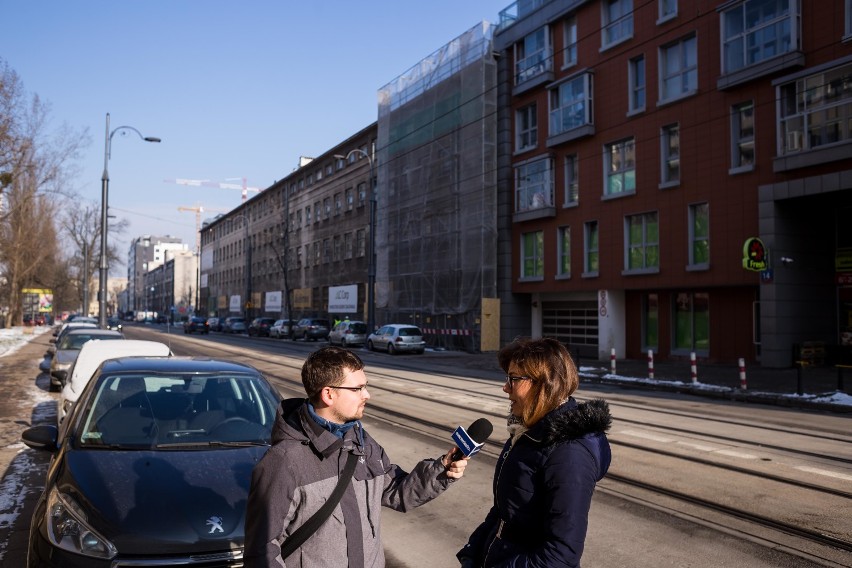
[493,0,852,366]
[126,235,187,314]
[144,250,197,321]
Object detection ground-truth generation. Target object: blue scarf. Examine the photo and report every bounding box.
[306,402,362,445]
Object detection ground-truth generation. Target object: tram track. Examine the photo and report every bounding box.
[138,330,852,564]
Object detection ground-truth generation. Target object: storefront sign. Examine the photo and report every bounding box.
[742,237,768,271]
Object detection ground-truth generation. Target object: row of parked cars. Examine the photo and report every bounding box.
[182,314,427,355]
[29,317,283,565]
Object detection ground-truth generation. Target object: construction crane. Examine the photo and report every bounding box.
[178,205,227,253]
[164,177,263,202]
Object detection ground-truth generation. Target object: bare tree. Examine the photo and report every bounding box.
[0,58,89,327]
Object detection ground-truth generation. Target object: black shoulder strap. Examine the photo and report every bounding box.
[280,451,359,560]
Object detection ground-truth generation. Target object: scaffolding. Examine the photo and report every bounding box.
[377,21,498,351]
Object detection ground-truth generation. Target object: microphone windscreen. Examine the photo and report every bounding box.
[467,418,493,443]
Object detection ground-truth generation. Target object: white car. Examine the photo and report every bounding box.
[58,339,172,426]
[367,324,426,354]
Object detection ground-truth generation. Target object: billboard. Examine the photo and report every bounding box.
[328,285,358,314]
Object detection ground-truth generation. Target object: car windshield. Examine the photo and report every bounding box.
[398,327,422,336]
[76,372,281,449]
[59,334,121,350]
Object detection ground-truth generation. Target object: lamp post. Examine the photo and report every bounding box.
[334,149,375,333]
[99,113,160,328]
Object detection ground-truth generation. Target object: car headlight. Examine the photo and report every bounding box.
[45,487,117,559]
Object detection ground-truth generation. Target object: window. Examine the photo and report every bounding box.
[604,138,635,196]
[305,205,312,224]
[333,235,341,261]
[722,0,798,74]
[334,193,342,216]
[673,292,709,353]
[515,27,551,84]
[314,202,321,223]
[344,232,353,259]
[689,202,710,267]
[778,62,852,154]
[658,0,677,23]
[357,182,367,207]
[602,0,633,48]
[323,198,331,219]
[515,158,554,212]
[628,55,646,113]
[521,231,544,279]
[584,221,599,275]
[659,34,697,103]
[516,104,538,151]
[356,229,366,257]
[557,226,571,278]
[563,16,577,68]
[731,101,755,169]
[564,154,579,206]
[643,293,659,351]
[313,242,320,266]
[345,188,354,211]
[322,239,331,264]
[661,123,680,186]
[549,73,592,136]
[625,212,659,272]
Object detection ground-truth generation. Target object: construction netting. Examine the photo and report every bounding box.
[376,21,498,352]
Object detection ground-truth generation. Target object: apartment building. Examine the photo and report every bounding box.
[126,235,187,313]
[493,0,852,366]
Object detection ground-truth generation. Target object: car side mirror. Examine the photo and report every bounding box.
[51,370,67,383]
[21,424,59,452]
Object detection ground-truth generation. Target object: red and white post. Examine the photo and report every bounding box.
[690,352,698,384]
[610,348,616,375]
[647,349,655,379]
[739,358,747,390]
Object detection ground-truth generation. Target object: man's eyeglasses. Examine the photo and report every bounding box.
[505,375,531,389]
[329,384,369,393]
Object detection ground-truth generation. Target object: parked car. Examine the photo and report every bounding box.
[207,317,222,332]
[367,324,426,354]
[21,356,282,567]
[48,322,97,356]
[58,339,172,426]
[292,318,331,341]
[49,328,124,391]
[155,314,169,324]
[269,319,296,339]
[328,320,368,347]
[222,316,247,334]
[183,316,210,334]
[247,317,276,337]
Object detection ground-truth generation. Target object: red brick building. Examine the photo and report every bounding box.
[493,0,852,366]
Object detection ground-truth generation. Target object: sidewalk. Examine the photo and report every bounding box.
[423,349,852,414]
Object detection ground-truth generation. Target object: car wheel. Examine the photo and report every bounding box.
[388,343,396,355]
[367,340,374,351]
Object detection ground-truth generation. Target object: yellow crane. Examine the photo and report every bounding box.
[178,205,227,253]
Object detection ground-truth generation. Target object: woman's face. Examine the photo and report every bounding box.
[503,362,533,417]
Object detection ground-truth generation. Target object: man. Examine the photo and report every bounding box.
[245,346,467,567]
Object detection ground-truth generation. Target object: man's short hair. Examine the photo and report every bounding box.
[302,346,364,401]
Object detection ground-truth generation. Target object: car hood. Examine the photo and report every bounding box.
[56,446,268,554]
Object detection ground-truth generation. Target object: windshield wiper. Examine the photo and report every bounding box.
[155,440,270,449]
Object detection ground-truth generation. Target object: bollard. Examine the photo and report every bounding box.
[611,348,616,375]
[796,361,805,396]
[690,352,698,384]
[648,349,655,379]
[738,358,747,390]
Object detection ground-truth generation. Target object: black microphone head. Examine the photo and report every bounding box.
[467,418,493,443]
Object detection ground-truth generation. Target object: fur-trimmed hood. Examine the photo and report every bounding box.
[537,398,612,447]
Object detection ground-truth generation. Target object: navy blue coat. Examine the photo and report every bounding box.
[458,398,612,567]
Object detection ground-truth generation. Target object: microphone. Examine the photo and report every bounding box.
[451,418,494,461]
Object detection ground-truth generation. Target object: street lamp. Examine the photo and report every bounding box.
[99,113,160,328]
[334,149,375,334]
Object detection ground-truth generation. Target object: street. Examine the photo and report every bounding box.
[1,327,850,567]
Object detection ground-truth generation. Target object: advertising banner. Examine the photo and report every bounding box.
[229,295,242,313]
[329,285,357,314]
[265,291,282,312]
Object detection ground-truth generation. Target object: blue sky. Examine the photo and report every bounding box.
[2,0,507,258]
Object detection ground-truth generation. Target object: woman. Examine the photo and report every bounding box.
[458,338,612,567]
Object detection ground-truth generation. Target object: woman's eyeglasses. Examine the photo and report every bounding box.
[505,375,531,389]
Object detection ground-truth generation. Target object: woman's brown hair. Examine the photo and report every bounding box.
[498,337,579,426]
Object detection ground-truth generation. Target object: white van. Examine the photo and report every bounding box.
[58,340,172,426]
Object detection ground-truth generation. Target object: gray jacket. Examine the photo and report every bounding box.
[244,398,455,567]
